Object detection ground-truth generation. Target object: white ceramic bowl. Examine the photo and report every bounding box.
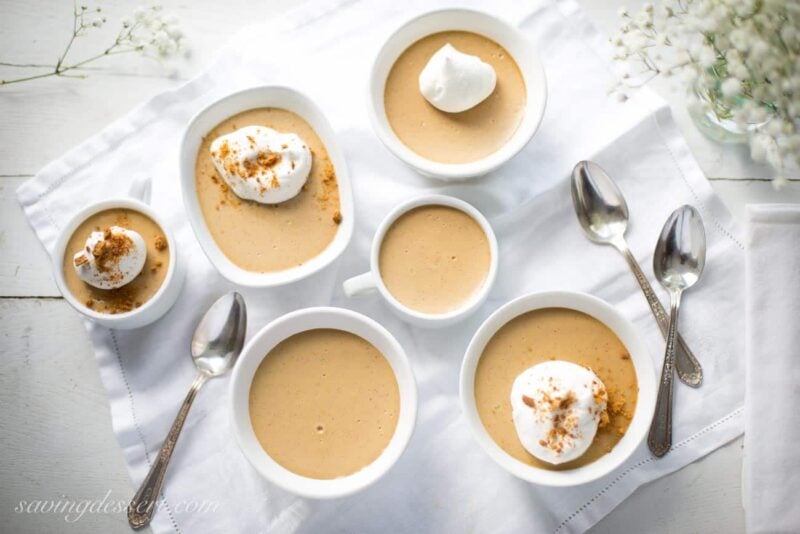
[180,86,354,287]
[342,194,498,328]
[229,307,418,498]
[460,291,656,487]
[51,177,185,330]
[368,8,547,180]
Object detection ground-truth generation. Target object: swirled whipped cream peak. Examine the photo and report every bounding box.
[210,125,312,204]
[418,43,497,113]
[72,226,147,290]
[510,360,608,465]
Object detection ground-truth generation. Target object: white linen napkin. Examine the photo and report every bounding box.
[17,0,747,532]
[744,205,800,533]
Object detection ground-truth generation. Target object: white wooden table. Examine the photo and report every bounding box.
[1,1,797,532]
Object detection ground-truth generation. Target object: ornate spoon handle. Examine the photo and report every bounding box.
[618,243,703,387]
[648,290,681,456]
[128,372,209,530]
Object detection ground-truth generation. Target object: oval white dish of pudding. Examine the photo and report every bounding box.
[180,86,354,288]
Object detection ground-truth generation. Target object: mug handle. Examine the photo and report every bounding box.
[343,272,378,298]
[129,175,152,205]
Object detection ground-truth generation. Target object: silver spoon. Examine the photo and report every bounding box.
[571,161,703,387]
[128,292,247,529]
[648,205,706,457]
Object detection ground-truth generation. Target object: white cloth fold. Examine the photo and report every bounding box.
[17,0,747,532]
[744,205,800,534]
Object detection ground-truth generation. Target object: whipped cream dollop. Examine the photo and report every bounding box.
[73,226,147,290]
[510,360,608,465]
[418,43,497,113]
[210,125,312,204]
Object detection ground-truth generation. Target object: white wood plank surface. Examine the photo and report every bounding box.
[2,0,798,532]
[0,299,135,534]
[0,177,59,296]
[0,0,306,175]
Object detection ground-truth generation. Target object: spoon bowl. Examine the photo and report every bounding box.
[571,160,629,244]
[653,206,706,291]
[191,292,248,376]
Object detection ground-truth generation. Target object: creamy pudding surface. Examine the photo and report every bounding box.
[249,329,399,479]
[63,208,170,314]
[195,108,341,273]
[474,308,639,470]
[384,31,526,164]
[379,205,490,314]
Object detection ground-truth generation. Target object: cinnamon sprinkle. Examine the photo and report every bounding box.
[91,228,134,282]
[533,390,581,455]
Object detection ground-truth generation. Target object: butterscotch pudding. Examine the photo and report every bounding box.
[195,108,341,272]
[62,208,170,314]
[249,329,399,479]
[474,308,638,470]
[379,205,491,314]
[384,31,526,163]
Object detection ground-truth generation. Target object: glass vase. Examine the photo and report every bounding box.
[688,76,768,144]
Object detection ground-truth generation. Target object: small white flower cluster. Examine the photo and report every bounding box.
[73,5,107,33]
[611,0,800,186]
[119,5,184,58]
[1,3,186,87]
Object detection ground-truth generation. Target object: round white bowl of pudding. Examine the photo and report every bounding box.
[460,291,656,487]
[368,8,547,180]
[180,85,354,288]
[229,307,417,499]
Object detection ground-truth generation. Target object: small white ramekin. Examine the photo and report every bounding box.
[460,291,657,487]
[342,194,498,328]
[51,177,185,330]
[179,85,354,288]
[368,8,548,180]
[229,307,417,499]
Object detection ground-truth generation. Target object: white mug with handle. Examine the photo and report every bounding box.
[52,175,186,329]
[343,194,498,328]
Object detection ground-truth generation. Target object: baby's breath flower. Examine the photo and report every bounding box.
[720,78,740,99]
[1,3,187,87]
[611,0,799,186]
[697,46,717,69]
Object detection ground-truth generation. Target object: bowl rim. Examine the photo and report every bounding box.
[51,197,181,327]
[179,85,355,288]
[459,290,657,487]
[367,194,499,325]
[228,306,418,498]
[367,7,548,180]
